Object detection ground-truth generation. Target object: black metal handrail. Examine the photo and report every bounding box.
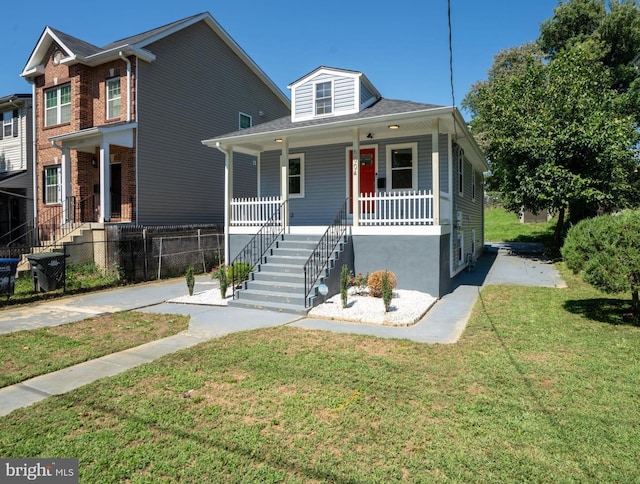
[229,200,287,297]
[4,194,96,248]
[303,198,349,307]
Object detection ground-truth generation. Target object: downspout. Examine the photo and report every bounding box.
[29,81,38,237]
[118,51,131,122]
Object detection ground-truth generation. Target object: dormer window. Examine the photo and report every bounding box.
[315,81,332,115]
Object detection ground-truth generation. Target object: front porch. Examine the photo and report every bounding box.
[230,189,447,233]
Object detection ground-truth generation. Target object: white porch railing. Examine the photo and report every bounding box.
[358,190,434,226]
[231,196,282,226]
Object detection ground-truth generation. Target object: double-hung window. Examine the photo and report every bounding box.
[44,166,62,204]
[387,142,418,190]
[288,154,305,198]
[106,78,121,120]
[458,150,464,197]
[2,110,17,138]
[315,81,332,115]
[45,84,71,127]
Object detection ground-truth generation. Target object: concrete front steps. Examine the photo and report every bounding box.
[228,234,325,315]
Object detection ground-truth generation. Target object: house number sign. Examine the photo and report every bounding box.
[352,149,359,176]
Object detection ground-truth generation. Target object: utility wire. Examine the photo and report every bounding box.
[448,0,456,109]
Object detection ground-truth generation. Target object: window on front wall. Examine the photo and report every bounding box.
[315,81,332,115]
[2,110,17,138]
[106,78,121,120]
[289,154,305,198]
[45,84,71,127]
[387,142,418,190]
[457,148,464,197]
[239,112,252,129]
[44,165,62,204]
[472,170,476,201]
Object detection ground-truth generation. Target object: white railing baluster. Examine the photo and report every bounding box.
[357,190,434,226]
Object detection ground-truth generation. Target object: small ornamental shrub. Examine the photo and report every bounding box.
[211,265,228,298]
[349,272,369,295]
[381,271,393,312]
[340,264,350,309]
[227,261,252,287]
[185,265,195,296]
[368,270,397,298]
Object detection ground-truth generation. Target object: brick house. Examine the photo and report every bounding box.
[20,12,289,243]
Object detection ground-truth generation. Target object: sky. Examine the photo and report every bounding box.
[3,0,563,119]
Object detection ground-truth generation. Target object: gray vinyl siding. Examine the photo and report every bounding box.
[135,20,289,225]
[0,100,34,221]
[439,133,449,193]
[334,77,355,112]
[360,81,374,106]
[294,83,313,118]
[293,73,357,118]
[452,154,484,263]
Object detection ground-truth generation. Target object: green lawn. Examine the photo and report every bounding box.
[484,207,556,244]
[1,267,637,482]
[0,312,189,388]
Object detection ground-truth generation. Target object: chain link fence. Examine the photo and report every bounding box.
[2,224,225,296]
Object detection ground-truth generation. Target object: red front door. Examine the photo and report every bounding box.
[350,148,376,213]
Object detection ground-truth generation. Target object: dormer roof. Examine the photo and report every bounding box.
[288,66,381,122]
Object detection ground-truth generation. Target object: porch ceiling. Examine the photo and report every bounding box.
[48,122,137,153]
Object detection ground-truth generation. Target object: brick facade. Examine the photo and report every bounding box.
[34,42,137,223]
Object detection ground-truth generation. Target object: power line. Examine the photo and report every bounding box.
[448,0,456,109]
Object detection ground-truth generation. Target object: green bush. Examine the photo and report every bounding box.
[340,265,350,309]
[562,210,640,316]
[227,261,252,286]
[381,271,393,312]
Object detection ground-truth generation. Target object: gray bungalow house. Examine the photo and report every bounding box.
[203,67,487,313]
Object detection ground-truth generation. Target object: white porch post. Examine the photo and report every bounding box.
[279,138,289,228]
[432,119,440,225]
[60,147,71,224]
[224,146,233,266]
[351,128,360,226]
[99,142,111,223]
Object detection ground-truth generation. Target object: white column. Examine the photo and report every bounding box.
[99,142,111,223]
[60,147,71,224]
[351,128,360,226]
[224,147,233,266]
[280,139,289,229]
[432,119,440,225]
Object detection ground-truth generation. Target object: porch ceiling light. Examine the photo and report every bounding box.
[274,138,284,143]
[388,124,400,130]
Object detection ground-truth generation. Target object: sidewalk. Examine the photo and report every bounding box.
[0,243,565,416]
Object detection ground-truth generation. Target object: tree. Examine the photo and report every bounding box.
[463,0,640,248]
[561,210,640,317]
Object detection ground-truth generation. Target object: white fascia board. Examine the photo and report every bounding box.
[21,27,66,77]
[80,46,155,66]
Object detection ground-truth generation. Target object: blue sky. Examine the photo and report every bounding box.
[3,0,562,118]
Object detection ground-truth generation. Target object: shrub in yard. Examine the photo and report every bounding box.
[562,210,640,317]
[227,261,252,287]
[368,270,397,298]
[381,271,393,312]
[211,265,228,298]
[340,264,350,308]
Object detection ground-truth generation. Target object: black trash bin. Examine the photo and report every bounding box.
[26,252,67,292]
[0,258,20,298]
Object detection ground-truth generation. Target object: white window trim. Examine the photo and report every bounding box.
[44,165,62,204]
[2,110,15,137]
[289,154,305,199]
[313,80,334,117]
[471,228,477,256]
[45,84,71,127]
[106,78,121,120]
[239,112,252,130]
[457,231,464,265]
[458,149,464,197]
[472,169,476,201]
[386,142,418,191]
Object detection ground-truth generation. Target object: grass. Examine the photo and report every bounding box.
[0,312,189,388]
[0,267,638,482]
[484,207,556,245]
[5,262,122,307]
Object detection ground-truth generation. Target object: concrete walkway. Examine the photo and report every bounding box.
[0,243,565,416]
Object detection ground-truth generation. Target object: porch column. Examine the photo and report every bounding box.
[279,138,289,228]
[351,128,360,226]
[60,147,71,224]
[224,146,233,266]
[99,142,111,223]
[432,119,440,225]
